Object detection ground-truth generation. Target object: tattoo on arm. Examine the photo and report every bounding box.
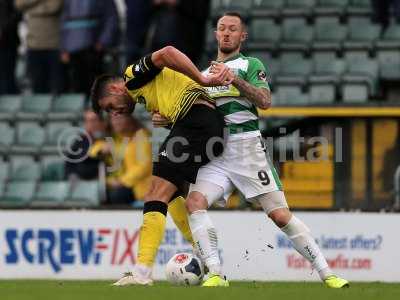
[232,76,271,109]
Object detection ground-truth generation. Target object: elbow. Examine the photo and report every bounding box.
[258,90,272,110]
[153,45,176,68]
[159,46,176,62]
[258,97,272,110]
[161,45,176,55]
[258,101,271,110]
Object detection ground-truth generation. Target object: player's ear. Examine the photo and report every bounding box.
[241,31,248,42]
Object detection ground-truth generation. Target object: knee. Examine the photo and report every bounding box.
[185,191,208,214]
[269,208,292,228]
[144,177,176,203]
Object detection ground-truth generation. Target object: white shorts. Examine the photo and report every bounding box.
[191,135,283,207]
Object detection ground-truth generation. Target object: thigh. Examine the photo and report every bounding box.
[190,161,234,207]
[225,137,283,199]
[189,179,228,208]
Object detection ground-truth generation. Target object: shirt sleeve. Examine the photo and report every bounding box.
[124,54,162,90]
[245,57,270,90]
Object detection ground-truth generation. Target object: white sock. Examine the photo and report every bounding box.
[133,263,152,279]
[281,215,333,281]
[189,210,221,275]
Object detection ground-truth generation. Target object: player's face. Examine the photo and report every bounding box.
[215,16,247,54]
[99,82,135,117]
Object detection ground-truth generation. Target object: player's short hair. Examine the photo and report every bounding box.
[219,11,248,28]
[90,74,120,114]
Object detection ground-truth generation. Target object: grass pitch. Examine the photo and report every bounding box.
[1,281,399,300]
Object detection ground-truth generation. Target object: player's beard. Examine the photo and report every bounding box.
[219,41,241,55]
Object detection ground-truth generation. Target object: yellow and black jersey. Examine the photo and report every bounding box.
[124,54,212,124]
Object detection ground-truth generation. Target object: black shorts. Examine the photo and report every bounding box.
[153,104,225,192]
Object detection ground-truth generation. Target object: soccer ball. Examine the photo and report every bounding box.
[165,253,204,286]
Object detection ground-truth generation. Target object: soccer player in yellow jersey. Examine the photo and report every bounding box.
[90,46,232,285]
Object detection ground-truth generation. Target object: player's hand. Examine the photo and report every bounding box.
[152,112,171,128]
[209,61,236,83]
[202,62,234,87]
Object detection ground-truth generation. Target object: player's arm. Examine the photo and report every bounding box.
[231,77,271,110]
[210,59,272,110]
[151,46,232,87]
[14,0,41,11]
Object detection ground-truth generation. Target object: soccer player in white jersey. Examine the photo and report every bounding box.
[184,12,349,288]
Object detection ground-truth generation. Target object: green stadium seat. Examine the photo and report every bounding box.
[377,24,400,47]
[248,19,281,51]
[280,51,304,62]
[347,16,372,26]
[31,181,70,207]
[376,25,400,80]
[17,94,52,121]
[48,94,85,121]
[211,0,220,10]
[276,58,313,86]
[283,0,316,17]
[42,121,73,154]
[279,23,314,52]
[315,16,341,25]
[315,0,349,16]
[205,21,216,52]
[344,23,381,51]
[265,60,280,86]
[251,0,285,19]
[275,85,309,105]
[11,122,45,154]
[0,181,36,207]
[0,122,15,154]
[0,181,4,198]
[225,0,252,10]
[313,54,346,76]
[65,180,100,207]
[212,0,252,19]
[246,51,272,66]
[344,50,369,64]
[0,95,21,121]
[309,55,345,104]
[309,83,336,104]
[347,0,372,17]
[9,155,41,181]
[378,51,400,80]
[343,58,379,96]
[347,57,379,78]
[341,84,369,103]
[0,160,9,183]
[312,20,347,51]
[341,58,378,102]
[41,155,65,181]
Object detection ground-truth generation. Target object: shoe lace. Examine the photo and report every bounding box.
[123,272,133,277]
